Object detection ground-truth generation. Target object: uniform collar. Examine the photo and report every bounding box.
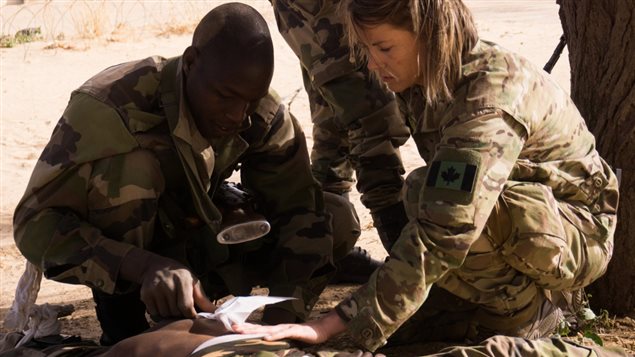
[159,57,215,184]
[171,60,212,152]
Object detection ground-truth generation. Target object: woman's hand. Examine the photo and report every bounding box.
[233,310,346,345]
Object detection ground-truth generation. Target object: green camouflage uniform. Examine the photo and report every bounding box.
[13,55,360,321]
[270,0,411,248]
[334,40,619,352]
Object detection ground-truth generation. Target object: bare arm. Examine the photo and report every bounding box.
[233,310,346,344]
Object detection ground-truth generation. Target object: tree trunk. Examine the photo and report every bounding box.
[558,0,635,315]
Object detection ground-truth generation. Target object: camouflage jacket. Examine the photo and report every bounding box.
[336,40,619,351]
[13,56,333,315]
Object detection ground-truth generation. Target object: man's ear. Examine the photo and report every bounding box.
[182,46,198,76]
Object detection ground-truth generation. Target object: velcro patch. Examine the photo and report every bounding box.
[426,161,477,192]
[423,148,481,205]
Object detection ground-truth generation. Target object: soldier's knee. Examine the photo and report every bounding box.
[494,183,573,289]
[496,182,609,290]
[572,234,611,288]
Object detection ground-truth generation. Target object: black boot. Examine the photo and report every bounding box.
[371,201,409,251]
[331,246,383,284]
[92,289,150,346]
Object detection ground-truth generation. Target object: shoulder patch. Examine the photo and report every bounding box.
[423,148,481,205]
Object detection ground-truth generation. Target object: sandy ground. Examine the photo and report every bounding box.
[1,1,633,355]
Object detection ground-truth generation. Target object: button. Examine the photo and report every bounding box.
[305,305,311,311]
[95,279,104,288]
[361,328,373,339]
[593,177,604,188]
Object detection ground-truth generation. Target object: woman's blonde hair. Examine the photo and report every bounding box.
[343,0,478,104]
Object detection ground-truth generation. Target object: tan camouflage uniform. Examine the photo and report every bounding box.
[190,335,627,357]
[334,40,619,352]
[1,333,627,357]
[270,0,411,249]
[425,335,628,357]
[13,55,360,322]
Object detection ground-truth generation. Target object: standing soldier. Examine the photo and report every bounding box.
[270,0,412,258]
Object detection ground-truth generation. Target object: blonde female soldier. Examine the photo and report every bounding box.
[235,1,621,355]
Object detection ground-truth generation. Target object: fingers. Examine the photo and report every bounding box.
[177,277,196,318]
[140,267,200,319]
[334,351,385,357]
[232,322,271,334]
[142,279,179,318]
[193,281,216,313]
[141,291,158,317]
[264,324,316,342]
[233,323,318,344]
[155,292,175,317]
[163,271,194,317]
[167,291,183,317]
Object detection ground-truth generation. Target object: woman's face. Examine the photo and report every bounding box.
[359,23,420,92]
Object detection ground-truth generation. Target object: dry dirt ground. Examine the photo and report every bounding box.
[1,1,633,356]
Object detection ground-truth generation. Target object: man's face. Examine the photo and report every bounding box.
[184,48,271,142]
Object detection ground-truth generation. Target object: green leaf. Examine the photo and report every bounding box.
[556,320,571,336]
[583,331,604,346]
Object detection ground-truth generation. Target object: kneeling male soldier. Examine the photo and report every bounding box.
[12,3,364,346]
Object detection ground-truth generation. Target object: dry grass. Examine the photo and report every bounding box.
[69,1,109,39]
[156,22,197,38]
[42,41,84,51]
[1,1,213,49]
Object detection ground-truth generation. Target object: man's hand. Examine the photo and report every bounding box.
[120,248,215,319]
[233,310,346,345]
[139,261,213,318]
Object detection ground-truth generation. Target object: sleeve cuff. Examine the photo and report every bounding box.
[85,237,135,294]
[334,287,389,352]
[344,303,388,352]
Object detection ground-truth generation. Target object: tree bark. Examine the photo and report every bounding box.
[558,0,635,315]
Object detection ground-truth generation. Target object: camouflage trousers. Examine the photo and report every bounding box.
[271,0,409,211]
[421,335,628,357]
[391,166,614,344]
